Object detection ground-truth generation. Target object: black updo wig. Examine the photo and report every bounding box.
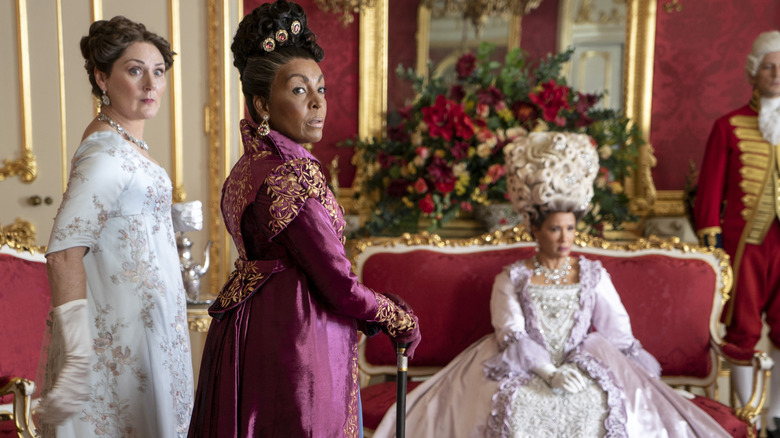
[232,0,324,123]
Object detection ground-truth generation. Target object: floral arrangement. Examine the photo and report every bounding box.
[352,43,643,236]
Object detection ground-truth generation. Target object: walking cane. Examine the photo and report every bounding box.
[396,342,410,438]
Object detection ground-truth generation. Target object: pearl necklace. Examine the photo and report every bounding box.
[97,113,148,151]
[532,255,572,285]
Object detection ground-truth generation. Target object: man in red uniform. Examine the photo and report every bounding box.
[694,30,780,435]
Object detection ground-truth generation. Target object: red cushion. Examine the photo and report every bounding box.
[0,253,51,404]
[689,395,750,438]
[587,254,715,378]
[362,248,715,378]
[363,247,535,367]
[361,380,423,431]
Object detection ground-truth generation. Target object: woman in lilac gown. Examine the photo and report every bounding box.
[373,132,729,437]
[187,2,420,437]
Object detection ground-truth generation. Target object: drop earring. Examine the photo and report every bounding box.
[258,115,270,136]
[101,90,111,107]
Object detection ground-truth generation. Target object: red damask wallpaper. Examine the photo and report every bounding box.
[651,0,780,190]
[243,0,359,187]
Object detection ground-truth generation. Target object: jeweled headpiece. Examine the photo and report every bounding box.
[262,20,302,53]
[504,132,599,225]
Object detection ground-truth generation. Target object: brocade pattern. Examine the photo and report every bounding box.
[266,158,346,243]
[372,294,417,336]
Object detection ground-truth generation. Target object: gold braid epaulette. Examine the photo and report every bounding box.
[217,258,268,308]
[373,294,417,337]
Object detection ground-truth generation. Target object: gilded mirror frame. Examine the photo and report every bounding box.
[357,0,659,217]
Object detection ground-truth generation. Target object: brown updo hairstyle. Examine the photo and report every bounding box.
[81,16,175,98]
[232,0,324,123]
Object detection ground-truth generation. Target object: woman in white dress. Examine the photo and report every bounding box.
[38,16,194,437]
[373,132,731,437]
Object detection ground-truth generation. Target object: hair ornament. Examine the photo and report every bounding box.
[275,29,289,43]
[504,131,599,225]
[262,37,276,52]
[291,20,302,35]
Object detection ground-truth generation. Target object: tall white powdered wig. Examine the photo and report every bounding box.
[505,131,599,227]
[746,30,780,78]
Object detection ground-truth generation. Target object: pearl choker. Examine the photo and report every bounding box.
[97,113,148,151]
[532,255,572,285]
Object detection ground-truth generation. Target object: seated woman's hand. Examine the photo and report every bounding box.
[549,368,587,394]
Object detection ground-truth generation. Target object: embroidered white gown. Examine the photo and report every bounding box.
[42,131,194,437]
[372,257,730,438]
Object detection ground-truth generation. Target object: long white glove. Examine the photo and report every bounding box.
[37,299,92,425]
[533,363,587,394]
[171,200,203,233]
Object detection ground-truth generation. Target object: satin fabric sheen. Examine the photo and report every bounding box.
[189,122,382,437]
[372,258,730,437]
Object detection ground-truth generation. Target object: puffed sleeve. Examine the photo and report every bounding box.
[47,137,131,255]
[693,117,729,239]
[484,265,552,380]
[591,266,661,376]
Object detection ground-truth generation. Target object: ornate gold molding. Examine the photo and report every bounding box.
[358,1,388,141]
[349,226,732,306]
[187,306,212,332]
[0,218,45,254]
[1,0,38,184]
[206,0,223,294]
[624,0,658,214]
[169,0,186,202]
[56,0,68,191]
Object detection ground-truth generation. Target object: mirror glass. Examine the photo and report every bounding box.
[387,0,627,114]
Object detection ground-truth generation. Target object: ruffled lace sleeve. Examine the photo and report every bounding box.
[484,263,552,381]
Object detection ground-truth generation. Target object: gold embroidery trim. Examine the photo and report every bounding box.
[344,342,360,438]
[372,294,417,337]
[740,166,766,181]
[740,153,769,168]
[737,139,770,154]
[266,158,346,240]
[734,128,765,142]
[740,180,763,195]
[217,258,268,307]
[730,115,759,128]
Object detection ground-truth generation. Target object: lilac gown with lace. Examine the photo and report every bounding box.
[372,257,730,438]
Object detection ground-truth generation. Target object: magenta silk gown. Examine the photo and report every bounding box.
[188,120,407,437]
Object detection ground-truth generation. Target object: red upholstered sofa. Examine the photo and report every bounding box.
[0,226,50,438]
[350,228,772,438]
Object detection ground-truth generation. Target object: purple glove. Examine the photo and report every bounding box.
[381,293,421,359]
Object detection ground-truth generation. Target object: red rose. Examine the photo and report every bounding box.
[529,79,571,126]
[477,85,504,106]
[419,193,435,214]
[414,177,428,194]
[512,101,538,125]
[455,52,477,78]
[435,180,455,194]
[422,95,475,141]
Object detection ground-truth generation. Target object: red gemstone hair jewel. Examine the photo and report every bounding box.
[275,29,288,43]
[291,20,301,35]
[262,37,275,52]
